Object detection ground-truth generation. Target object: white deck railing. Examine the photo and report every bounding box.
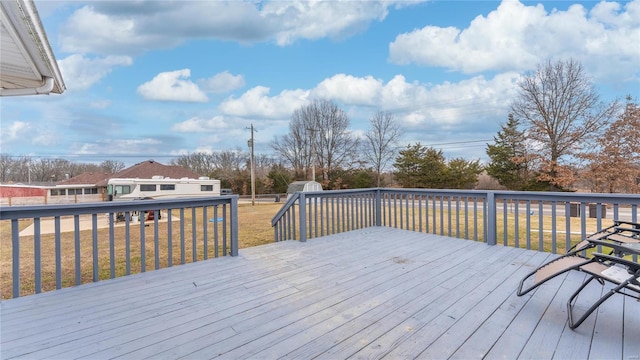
[0,196,238,298]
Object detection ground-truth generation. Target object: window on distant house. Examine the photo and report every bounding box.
[50,189,66,196]
[84,188,98,194]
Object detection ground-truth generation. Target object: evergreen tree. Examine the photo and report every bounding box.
[445,158,483,189]
[267,164,292,194]
[486,114,530,190]
[393,143,447,188]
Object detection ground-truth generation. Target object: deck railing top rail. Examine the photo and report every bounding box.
[0,196,238,220]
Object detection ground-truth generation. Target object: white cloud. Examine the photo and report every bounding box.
[58,54,132,91]
[375,73,520,128]
[171,116,229,132]
[261,1,397,45]
[219,86,309,118]
[137,69,209,102]
[58,1,425,55]
[311,74,383,106]
[388,0,640,82]
[198,71,245,94]
[193,146,214,154]
[59,5,182,55]
[1,120,60,149]
[3,121,31,141]
[211,71,519,138]
[72,138,162,155]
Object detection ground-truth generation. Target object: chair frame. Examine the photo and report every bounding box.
[567,253,640,329]
[517,220,640,329]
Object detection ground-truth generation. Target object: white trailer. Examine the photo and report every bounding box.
[107,176,221,201]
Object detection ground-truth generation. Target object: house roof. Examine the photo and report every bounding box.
[95,160,203,187]
[57,172,114,186]
[0,0,65,96]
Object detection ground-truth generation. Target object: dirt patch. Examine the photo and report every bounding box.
[392,256,411,264]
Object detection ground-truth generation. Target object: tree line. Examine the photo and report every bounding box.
[0,157,125,184]
[1,59,637,194]
[486,59,638,193]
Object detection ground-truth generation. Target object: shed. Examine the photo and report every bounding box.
[286,181,323,200]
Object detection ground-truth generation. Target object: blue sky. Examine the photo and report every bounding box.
[1,0,639,167]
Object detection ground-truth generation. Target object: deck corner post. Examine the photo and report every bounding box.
[299,193,307,242]
[230,196,239,256]
[375,188,382,227]
[487,191,497,246]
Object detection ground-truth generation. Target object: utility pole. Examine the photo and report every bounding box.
[246,123,256,206]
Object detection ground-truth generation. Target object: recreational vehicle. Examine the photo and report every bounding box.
[107,176,221,201]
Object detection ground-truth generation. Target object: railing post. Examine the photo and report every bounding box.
[486,191,497,245]
[11,219,20,298]
[375,189,382,226]
[230,196,239,256]
[299,193,307,242]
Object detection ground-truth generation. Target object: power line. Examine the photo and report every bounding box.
[425,139,492,147]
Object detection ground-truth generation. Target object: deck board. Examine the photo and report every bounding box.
[1,227,637,359]
[509,270,587,360]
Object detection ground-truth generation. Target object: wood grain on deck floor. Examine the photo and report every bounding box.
[1,227,638,359]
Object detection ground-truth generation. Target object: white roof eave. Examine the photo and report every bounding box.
[0,0,65,96]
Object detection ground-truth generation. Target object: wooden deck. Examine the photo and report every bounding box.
[1,227,639,359]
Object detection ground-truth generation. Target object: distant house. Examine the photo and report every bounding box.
[1,160,207,206]
[52,172,114,202]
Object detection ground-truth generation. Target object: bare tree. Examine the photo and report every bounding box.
[212,149,248,174]
[272,100,358,184]
[510,58,619,189]
[271,111,311,179]
[363,111,403,186]
[0,154,13,182]
[29,158,59,182]
[307,100,359,182]
[4,155,34,183]
[254,154,277,179]
[100,160,125,173]
[171,152,218,176]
